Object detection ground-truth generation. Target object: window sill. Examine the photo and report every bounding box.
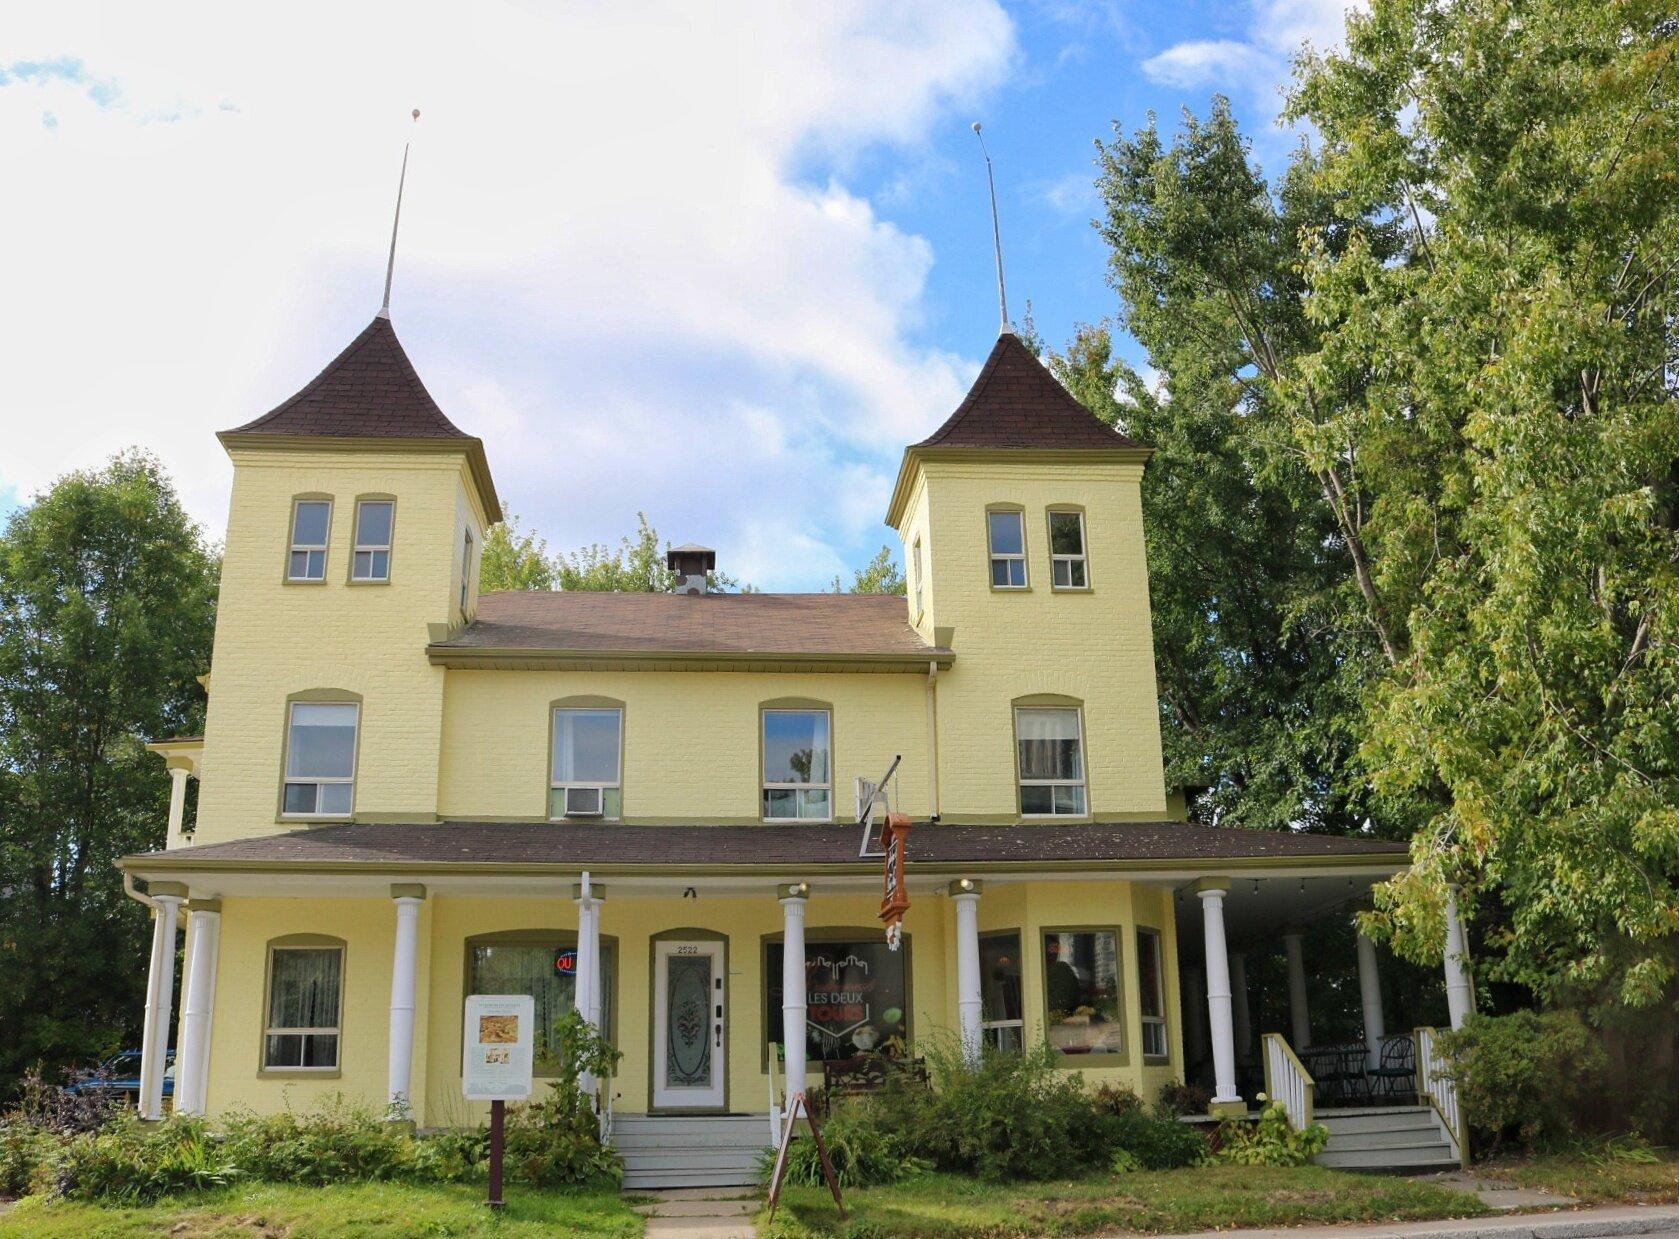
[761,818,835,825]
[277,815,354,825]
[282,577,329,586]
[346,577,392,587]
[1019,813,1092,823]
[258,1068,342,1079]
[989,585,1033,593]
[1049,1050,1129,1068]
[1142,1054,1172,1067]
[549,817,623,824]
[1049,585,1093,594]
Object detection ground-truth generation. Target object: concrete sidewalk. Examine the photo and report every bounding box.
[1164,1203,1679,1239]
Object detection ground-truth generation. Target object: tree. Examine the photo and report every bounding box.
[832,546,906,595]
[479,513,558,592]
[0,452,218,1093]
[555,513,744,592]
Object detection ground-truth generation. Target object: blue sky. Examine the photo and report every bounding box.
[0,2,1347,585]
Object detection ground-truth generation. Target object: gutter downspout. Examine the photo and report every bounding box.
[925,661,941,817]
[124,869,156,909]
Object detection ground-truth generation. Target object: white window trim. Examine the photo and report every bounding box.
[912,537,925,618]
[761,708,834,823]
[263,945,343,1070]
[550,707,624,821]
[287,498,332,582]
[1137,927,1168,1058]
[281,700,359,820]
[987,509,1028,589]
[1048,510,1090,591]
[351,500,394,582]
[1015,705,1088,818]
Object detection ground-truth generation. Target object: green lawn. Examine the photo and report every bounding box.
[1477,1147,1679,1204]
[0,1180,641,1237]
[760,1165,1490,1237]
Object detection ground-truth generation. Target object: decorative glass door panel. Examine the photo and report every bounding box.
[652,940,725,1109]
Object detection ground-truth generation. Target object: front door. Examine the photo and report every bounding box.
[652,939,726,1110]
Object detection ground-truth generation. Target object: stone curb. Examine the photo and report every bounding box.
[1165,1205,1679,1239]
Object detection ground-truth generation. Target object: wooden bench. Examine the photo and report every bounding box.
[816,1054,929,1113]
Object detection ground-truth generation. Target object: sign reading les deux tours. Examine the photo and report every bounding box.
[462,994,535,1102]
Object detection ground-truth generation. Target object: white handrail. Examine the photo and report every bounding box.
[1261,1033,1315,1129]
[768,1044,784,1146]
[1414,1027,1466,1162]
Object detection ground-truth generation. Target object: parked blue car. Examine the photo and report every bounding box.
[66,1050,175,1106]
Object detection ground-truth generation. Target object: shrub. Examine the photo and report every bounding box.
[763,1101,926,1189]
[221,1098,441,1185]
[1438,1010,1608,1151]
[1090,1082,1145,1115]
[871,1040,1099,1182]
[6,1066,125,1136]
[1214,1103,1327,1167]
[1101,1107,1208,1170]
[1157,1080,1211,1117]
[0,1125,52,1198]
[504,1010,622,1186]
[54,1116,235,1204]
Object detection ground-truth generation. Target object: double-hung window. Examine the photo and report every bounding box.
[264,943,343,1069]
[987,510,1027,588]
[282,701,358,817]
[551,707,623,819]
[912,538,925,618]
[1016,706,1087,816]
[351,500,394,582]
[288,500,331,581]
[1137,927,1168,1059]
[762,709,831,821]
[980,931,1024,1052]
[1048,510,1088,589]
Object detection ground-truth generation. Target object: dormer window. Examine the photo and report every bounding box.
[288,500,331,582]
[1048,510,1088,590]
[351,500,394,582]
[987,510,1027,588]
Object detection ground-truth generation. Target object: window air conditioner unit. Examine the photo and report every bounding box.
[563,786,604,818]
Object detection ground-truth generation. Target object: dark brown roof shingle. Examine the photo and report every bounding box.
[126,820,1408,871]
[916,331,1143,451]
[433,591,942,661]
[225,315,471,441]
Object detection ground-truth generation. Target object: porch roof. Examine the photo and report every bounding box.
[122,819,1407,879]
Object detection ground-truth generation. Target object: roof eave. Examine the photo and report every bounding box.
[425,644,956,672]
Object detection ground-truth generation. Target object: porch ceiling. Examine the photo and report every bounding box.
[1169,871,1390,950]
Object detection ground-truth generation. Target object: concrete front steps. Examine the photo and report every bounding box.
[1313,1106,1459,1171]
[614,1113,773,1190]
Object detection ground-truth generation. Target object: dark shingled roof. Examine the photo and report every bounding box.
[915,331,1144,451]
[431,591,944,661]
[126,820,1408,871]
[225,316,471,441]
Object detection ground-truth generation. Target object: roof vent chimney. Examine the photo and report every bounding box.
[666,544,716,596]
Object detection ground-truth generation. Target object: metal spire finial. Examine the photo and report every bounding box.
[378,109,421,320]
[971,121,1012,334]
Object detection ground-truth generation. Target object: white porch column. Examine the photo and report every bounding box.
[166,767,191,848]
[386,884,425,1116]
[950,879,983,1063]
[175,901,222,1115]
[1230,952,1253,1063]
[139,884,186,1120]
[1443,885,1474,1030]
[779,883,811,1104]
[573,876,604,1102]
[1283,931,1311,1049]
[1183,965,1207,1064]
[1195,879,1241,1107]
[1355,927,1387,1069]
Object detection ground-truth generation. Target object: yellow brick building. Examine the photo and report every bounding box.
[123,309,1464,1185]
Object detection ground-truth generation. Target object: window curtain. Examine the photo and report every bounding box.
[470,943,615,1068]
[1017,709,1081,781]
[269,948,341,1029]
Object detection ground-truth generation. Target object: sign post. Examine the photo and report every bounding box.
[462,994,535,1211]
[765,1092,844,1223]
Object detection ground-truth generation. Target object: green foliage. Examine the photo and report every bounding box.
[1214,1103,1327,1167]
[1089,1082,1144,1116]
[479,513,560,591]
[0,1124,52,1198]
[765,1101,926,1190]
[830,546,906,596]
[1108,1147,1143,1175]
[1099,1106,1209,1171]
[1157,1080,1211,1117]
[220,1097,475,1186]
[504,1011,623,1186]
[52,1115,234,1204]
[1438,1010,1610,1150]
[0,452,218,1097]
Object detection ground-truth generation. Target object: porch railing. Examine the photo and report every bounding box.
[1261,1032,1315,1130]
[1414,1026,1466,1162]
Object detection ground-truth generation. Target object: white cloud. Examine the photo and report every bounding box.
[1142,40,1271,90]
[0,1,1013,589]
[1031,170,1097,216]
[1142,0,1360,102]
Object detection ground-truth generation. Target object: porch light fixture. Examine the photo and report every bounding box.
[954,878,976,893]
[683,886,697,900]
[1252,879,1260,895]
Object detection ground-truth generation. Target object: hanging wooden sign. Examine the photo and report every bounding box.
[878,812,911,950]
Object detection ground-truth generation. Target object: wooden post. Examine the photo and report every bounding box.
[487,1099,505,1209]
